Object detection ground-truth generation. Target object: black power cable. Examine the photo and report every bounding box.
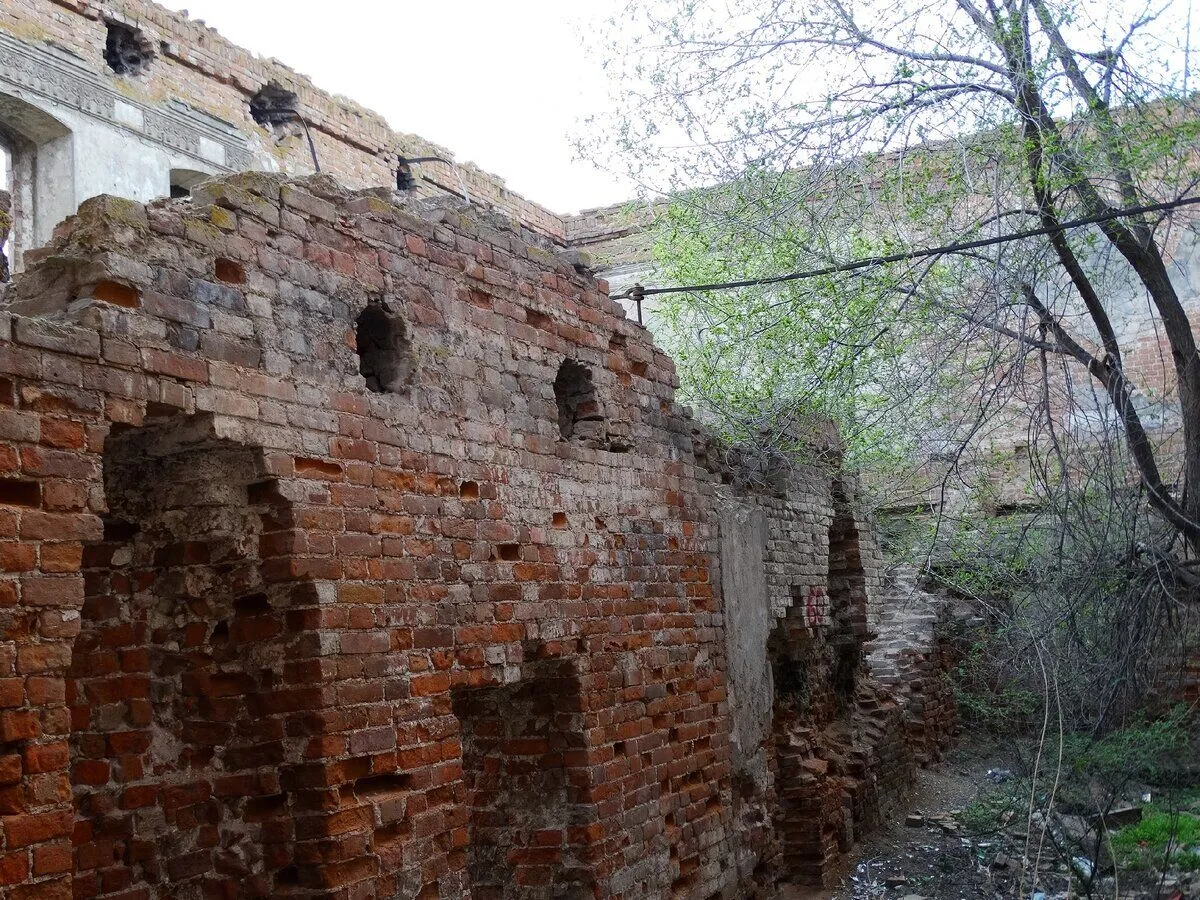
[397,156,471,203]
[610,195,1200,308]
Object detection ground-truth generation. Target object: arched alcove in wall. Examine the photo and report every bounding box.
[0,91,74,274]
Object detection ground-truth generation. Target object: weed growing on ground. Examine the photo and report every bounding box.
[1111,807,1200,872]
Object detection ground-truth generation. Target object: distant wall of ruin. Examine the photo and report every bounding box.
[0,0,566,276]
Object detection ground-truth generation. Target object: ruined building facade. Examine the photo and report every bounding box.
[0,172,960,898]
[0,0,566,276]
[0,2,965,897]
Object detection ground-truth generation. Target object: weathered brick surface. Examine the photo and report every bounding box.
[866,569,969,768]
[0,173,739,899]
[760,479,914,888]
[0,172,955,898]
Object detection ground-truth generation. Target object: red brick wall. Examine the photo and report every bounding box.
[0,167,962,897]
[0,173,739,898]
[758,487,915,889]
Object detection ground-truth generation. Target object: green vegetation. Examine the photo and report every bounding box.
[1111,807,1200,872]
[1063,706,1195,785]
[960,783,1026,835]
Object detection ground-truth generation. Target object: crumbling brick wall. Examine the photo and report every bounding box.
[866,570,970,767]
[0,172,748,899]
[0,171,953,899]
[757,482,913,889]
[698,436,917,891]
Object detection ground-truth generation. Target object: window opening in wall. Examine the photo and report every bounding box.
[0,141,11,282]
[554,359,602,440]
[169,168,212,200]
[0,96,72,276]
[356,302,414,394]
[105,21,151,75]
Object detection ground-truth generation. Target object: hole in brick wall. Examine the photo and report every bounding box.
[294,457,343,480]
[92,280,141,309]
[215,258,246,284]
[631,361,648,378]
[349,772,412,799]
[356,302,414,394]
[244,794,287,820]
[104,21,151,75]
[248,83,301,136]
[613,741,625,756]
[234,593,270,615]
[211,620,229,646]
[554,359,602,440]
[0,479,38,508]
[608,333,626,350]
[276,867,299,886]
[459,481,479,500]
[102,519,138,541]
[145,401,182,420]
[552,512,568,528]
[496,543,520,562]
[453,658,597,896]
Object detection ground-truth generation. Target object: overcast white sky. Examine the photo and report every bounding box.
[165,1,633,213]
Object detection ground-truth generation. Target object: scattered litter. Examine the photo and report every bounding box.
[1072,856,1094,878]
[986,768,1014,783]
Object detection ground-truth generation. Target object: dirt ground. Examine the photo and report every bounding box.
[778,740,1200,900]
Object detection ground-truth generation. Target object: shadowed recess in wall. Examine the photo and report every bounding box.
[356,301,414,394]
[70,417,298,897]
[554,359,602,441]
[452,657,598,899]
[104,20,152,76]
